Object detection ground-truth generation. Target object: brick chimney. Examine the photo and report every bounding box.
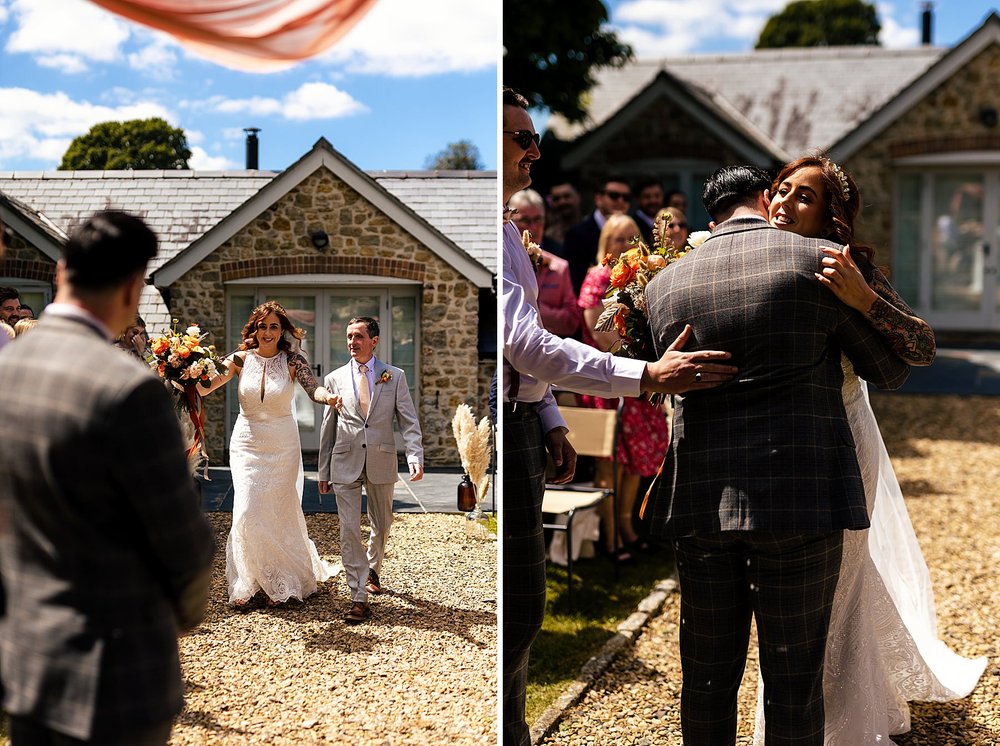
[244,127,260,170]
[921,2,934,46]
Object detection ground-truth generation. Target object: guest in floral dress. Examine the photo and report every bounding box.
[577,214,669,561]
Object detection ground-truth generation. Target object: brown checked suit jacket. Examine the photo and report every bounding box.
[0,314,215,740]
[644,216,910,537]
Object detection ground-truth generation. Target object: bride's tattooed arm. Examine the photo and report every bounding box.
[865,268,936,366]
[289,353,339,405]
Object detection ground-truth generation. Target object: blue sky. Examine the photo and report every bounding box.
[0,0,497,173]
[603,1,998,55]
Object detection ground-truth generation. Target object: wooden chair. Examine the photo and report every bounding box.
[542,399,623,610]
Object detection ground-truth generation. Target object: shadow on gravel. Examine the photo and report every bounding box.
[895,478,942,498]
[895,699,1000,746]
[871,394,1000,449]
[175,706,248,738]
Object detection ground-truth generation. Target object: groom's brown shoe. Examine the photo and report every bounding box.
[365,569,383,594]
[344,601,371,624]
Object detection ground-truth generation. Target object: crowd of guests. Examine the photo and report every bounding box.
[0,287,37,341]
[508,176,697,565]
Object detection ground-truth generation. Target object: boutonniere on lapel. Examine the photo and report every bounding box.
[375,370,392,385]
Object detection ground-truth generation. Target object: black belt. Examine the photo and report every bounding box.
[503,400,540,418]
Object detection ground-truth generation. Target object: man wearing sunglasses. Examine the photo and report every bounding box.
[562,175,632,295]
[502,86,739,746]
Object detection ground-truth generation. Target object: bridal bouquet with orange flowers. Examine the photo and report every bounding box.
[147,319,222,476]
[595,211,700,361]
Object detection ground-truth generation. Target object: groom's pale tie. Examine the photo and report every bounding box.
[358,363,370,419]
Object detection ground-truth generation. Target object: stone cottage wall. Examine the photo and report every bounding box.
[167,168,482,466]
[848,45,1000,278]
[0,231,56,284]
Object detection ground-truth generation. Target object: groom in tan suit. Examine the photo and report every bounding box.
[318,316,423,623]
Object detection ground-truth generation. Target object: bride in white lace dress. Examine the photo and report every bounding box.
[755,156,987,744]
[201,301,343,606]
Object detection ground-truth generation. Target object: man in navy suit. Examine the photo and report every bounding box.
[562,175,631,294]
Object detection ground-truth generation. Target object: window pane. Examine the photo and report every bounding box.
[392,295,417,401]
[327,295,381,371]
[931,173,984,312]
[894,173,921,306]
[227,294,255,441]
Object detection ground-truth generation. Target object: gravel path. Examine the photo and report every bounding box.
[537,394,1000,745]
[172,513,496,745]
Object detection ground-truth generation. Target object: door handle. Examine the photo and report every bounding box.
[313,363,322,377]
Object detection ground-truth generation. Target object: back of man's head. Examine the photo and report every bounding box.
[702,166,771,222]
[63,211,157,291]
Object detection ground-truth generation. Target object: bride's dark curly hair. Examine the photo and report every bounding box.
[772,154,876,278]
[239,300,304,354]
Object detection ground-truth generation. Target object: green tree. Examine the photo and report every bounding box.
[504,0,632,123]
[425,140,483,170]
[757,0,881,48]
[59,118,191,170]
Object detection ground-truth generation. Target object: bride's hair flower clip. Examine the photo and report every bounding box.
[827,160,850,202]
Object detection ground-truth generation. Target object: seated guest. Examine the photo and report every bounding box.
[19,304,34,320]
[115,313,148,361]
[510,190,582,339]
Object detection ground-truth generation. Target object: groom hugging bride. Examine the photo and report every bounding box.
[645,163,986,744]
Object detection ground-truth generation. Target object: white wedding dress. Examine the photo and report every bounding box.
[754,359,987,744]
[226,350,339,604]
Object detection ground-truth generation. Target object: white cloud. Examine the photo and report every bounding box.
[186,129,205,145]
[321,0,496,76]
[877,2,920,48]
[223,127,248,141]
[0,87,175,169]
[0,1,10,25]
[189,146,237,171]
[128,35,179,79]
[206,82,368,121]
[6,0,129,63]
[35,53,88,74]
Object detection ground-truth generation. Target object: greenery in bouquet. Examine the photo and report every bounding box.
[594,211,707,361]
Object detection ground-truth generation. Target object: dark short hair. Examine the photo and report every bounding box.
[702,166,772,220]
[347,316,379,339]
[0,286,20,305]
[634,177,662,194]
[63,211,157,290]
[598,175,631,192]
[502,87,529,109]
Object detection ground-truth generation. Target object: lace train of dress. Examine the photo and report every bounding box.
[754,360,986,745]
[227,350,339,604]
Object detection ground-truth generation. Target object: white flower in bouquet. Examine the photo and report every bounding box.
[185,325,201,337]
[688,230,711,248]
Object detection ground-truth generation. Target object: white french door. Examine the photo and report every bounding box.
[226,286,419,450]
[896,169,1000,330]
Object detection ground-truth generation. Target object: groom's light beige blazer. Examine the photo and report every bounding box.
[317,357,423,484]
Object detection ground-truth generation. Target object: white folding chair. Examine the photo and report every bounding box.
[542,399,623,609]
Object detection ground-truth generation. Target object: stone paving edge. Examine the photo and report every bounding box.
[529,575,680,745]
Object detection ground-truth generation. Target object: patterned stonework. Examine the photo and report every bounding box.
[168,167,487,466]
[0,231,56,282]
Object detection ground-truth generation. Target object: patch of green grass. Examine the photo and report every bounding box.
[525,549,674,723]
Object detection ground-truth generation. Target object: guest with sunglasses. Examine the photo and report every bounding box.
[562,175,632,295]
[502,86,739,746]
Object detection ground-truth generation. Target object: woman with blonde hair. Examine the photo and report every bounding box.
[576,214,669,562]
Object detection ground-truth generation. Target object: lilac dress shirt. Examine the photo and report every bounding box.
[503,219,644,434]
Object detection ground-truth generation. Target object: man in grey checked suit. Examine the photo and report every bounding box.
[644,166,910,745]
[0,211,215,746]
[318,316,423,624]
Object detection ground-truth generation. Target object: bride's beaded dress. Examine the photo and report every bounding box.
[226,350,338,604]
[755,359,986,744]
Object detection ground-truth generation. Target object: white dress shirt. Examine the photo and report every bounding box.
[503,219,644,433]
[42,303,115,341]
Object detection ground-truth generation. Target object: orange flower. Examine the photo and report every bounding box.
[158,362,167,375]
[151,337,169,355]
[177,346,191,359]
[614,309,630,338]
[610,260,637,288]
[646,254,666,270]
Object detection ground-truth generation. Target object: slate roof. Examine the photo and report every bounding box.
[547,45,944,158]
[0,167,497,331]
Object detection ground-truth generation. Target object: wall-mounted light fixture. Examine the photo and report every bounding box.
[980,106,998,128]
[309,229,330,250]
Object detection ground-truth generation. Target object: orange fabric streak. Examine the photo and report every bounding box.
[88,0,378,71]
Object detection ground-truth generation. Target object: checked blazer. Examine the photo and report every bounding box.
[644,216,910,537]
[0,314,215,741]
